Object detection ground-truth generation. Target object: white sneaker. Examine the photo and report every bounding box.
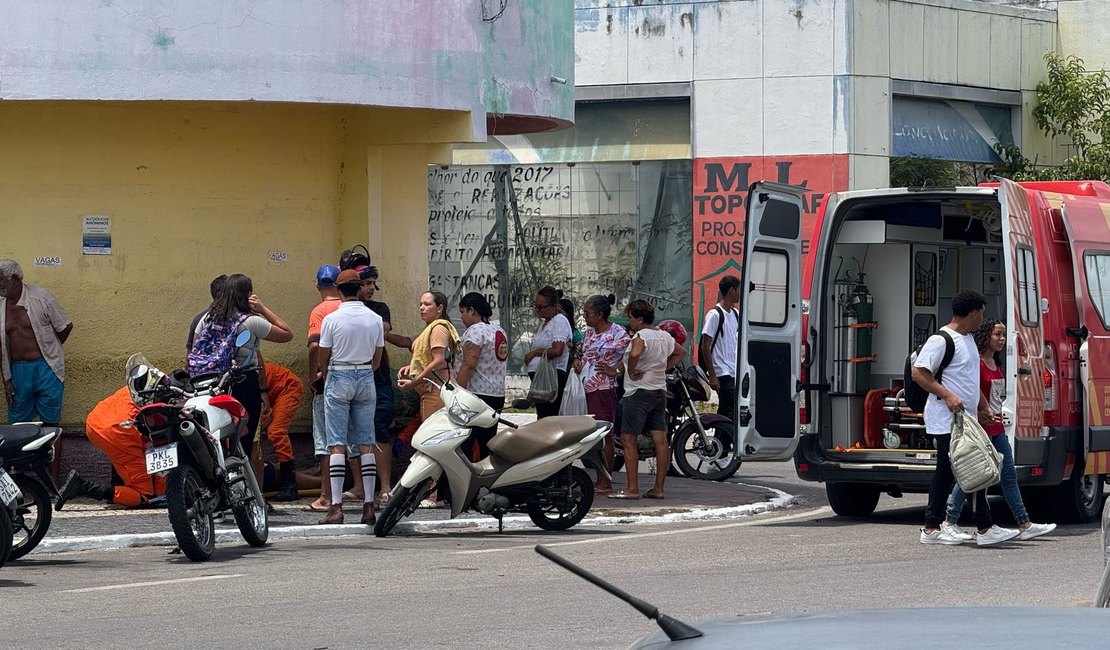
[976,524,1020,546]
[920,528,964,545]
[940,522,974,541]
[1018,522,1057,540]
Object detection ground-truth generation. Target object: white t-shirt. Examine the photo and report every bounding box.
[623,328,676,396]
[913,326,979,435]
[527,313,572,373]
[319,301,385,366]
[193,312,271,368]
[458,321,508,397]
[701,305,738,377]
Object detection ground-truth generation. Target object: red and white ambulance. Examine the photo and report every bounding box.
[736,179,1110,522]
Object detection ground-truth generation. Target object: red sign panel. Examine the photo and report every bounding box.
[691,155,848,328]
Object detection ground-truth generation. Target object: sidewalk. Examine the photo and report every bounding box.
[36,474,794,554]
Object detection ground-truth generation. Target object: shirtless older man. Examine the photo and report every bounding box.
[0,260,73,425]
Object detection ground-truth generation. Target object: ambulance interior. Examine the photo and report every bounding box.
[818,194,1004,462]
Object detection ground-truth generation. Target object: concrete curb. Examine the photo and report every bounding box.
[33,482,796,555]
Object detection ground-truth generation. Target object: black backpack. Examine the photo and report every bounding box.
[698,305,737,372]
[902,330,955,413]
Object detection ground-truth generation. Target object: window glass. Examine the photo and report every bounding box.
[1084,253,1110,329]
[1017,246,1039,326]
[747,248,788,326]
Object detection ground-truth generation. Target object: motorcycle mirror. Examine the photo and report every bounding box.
[235,330,252,347]
[511,398,533,410]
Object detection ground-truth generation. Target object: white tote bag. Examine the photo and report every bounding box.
[559,370,588,416]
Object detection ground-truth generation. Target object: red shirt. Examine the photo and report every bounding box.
[979,360,1005,436]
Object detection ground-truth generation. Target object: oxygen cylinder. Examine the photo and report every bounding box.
[849,275,873,392]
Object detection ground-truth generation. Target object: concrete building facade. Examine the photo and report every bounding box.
[431,0,1077,356]
[0,1,574,428]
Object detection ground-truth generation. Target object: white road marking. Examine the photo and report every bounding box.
[454,506,832,555]
[61,574,244,594]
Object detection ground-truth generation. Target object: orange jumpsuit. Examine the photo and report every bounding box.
[260,363,303,463]
[84,387,166,508]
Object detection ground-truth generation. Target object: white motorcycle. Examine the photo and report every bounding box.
[374,370,611,537]
[126,340,268,561]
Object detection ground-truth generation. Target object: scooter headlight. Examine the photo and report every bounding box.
[422,427,470,447]
[447,397,480,426]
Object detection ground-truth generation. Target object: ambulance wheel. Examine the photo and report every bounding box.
[1050,466,1104,524]
[826,482,880,517]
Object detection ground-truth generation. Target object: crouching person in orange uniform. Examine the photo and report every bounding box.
[55,387,167,510]
[260,362,304,501]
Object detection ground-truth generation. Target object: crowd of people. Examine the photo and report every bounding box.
[0,255,745,517]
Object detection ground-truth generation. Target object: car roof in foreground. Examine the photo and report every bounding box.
[630,607,1110,649]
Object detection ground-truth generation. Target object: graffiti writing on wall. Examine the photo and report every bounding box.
[428,162,693,373]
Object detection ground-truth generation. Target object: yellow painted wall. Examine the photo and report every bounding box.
[0,101,470,429]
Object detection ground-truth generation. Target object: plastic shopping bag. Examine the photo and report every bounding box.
[527,357,558,404]
[559,370,587,416]
[950,412,1002,493]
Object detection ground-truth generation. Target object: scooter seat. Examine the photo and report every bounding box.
[0,423,51,454]
[488,416,598,465]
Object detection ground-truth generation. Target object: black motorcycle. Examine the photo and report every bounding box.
[614,364,741,482]
[0,423,62,562]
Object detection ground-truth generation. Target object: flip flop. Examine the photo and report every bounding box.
[642,491,664,500]
[342,491,363,502]
[301,501,330,512]
[594,486,613,495]
[607,491,640,500]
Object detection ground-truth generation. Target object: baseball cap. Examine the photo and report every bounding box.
[336,269,362,286]
[316,264,340,287]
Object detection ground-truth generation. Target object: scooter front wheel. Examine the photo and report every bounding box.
[7,475,51,560]
[374,478,433,538]
[0,504,12,567]
[166,466,215,561]
[528,467,594,531]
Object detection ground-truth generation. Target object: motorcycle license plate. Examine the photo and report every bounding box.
[0,468,20,507]
[145,443,179,475]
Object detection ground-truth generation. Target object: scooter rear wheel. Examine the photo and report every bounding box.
[7,475,51,560]
[528,467,594,531]
[166,466,215,561]
[374,478,433,538]
[0,504,12,568]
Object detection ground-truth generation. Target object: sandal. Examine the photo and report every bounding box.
[376,493,392,508]
[642,490,664,500]
[418,499,444,509]
[606,491,640,500]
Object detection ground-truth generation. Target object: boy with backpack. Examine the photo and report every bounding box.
[912,289,1018,546]
[699,275,740,423]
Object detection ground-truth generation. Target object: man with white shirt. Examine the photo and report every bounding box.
[913,289,1018,547]
[316,269,384,525]
[699,275,739,423]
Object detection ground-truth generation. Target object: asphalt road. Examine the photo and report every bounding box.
[3,462,1105,649]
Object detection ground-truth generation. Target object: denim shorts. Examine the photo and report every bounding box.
[323,368,377,449]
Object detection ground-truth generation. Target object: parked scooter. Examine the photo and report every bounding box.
[0,466,18,567]
[613,364,741,482]
[374,367,611,537]
[126,343,268,561]
[0,423,62,561]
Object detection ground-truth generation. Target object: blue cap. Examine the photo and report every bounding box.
[316,264,340,287]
